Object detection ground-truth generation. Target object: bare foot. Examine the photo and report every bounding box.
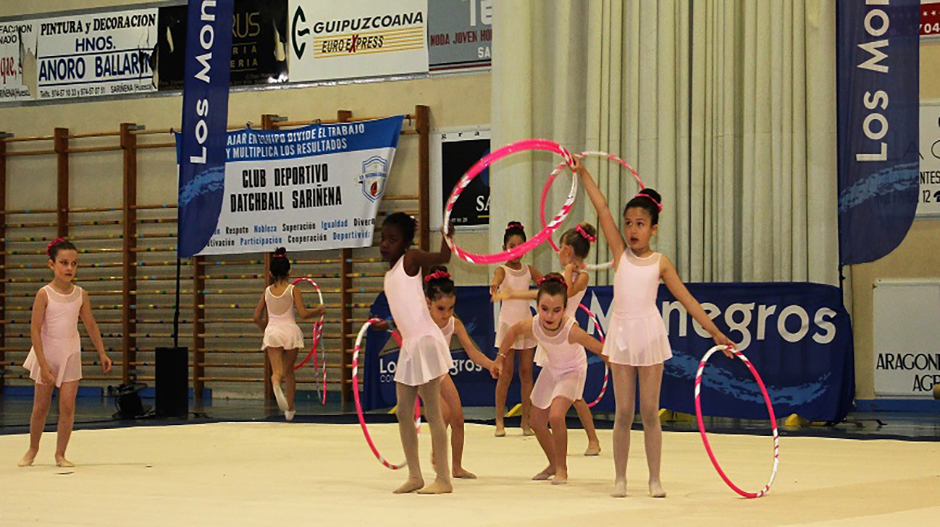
[532,466,556,481]
[55,456,75,468]
[551,469,568,485]
[494,425,506,437]
[453,468,477,479]
[584,442,601,456]
[417,479,453,494]
[18,449,37,467]
[393,476,425,494]
[611,479,627,498]
[649,479,666,498]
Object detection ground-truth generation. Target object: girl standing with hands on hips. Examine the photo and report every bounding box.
[575,159,734,498]
[20,239,112,468]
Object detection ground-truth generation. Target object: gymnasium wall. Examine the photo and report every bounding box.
[850,41,940,401]
[0,1,492,396]
[0,0,493,284]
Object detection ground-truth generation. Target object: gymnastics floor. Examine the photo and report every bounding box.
[1,421,938,526]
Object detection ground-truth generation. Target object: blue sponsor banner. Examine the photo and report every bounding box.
[223,117,403,162]
[177,0,235,258]
[176,116,404,255]
[365,282,855,422]
[836,0,920,265]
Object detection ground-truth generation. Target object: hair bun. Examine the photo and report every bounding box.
[579,223,597,238]
[46,238,65,257]
[429,265,449,275]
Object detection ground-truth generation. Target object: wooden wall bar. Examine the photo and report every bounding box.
[0,108,430,406]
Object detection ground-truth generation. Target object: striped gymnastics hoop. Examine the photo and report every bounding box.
[578,304,609,408]
[291,278,326,404]
[443,139,578,265]
[540,151,644,271]
[694,345,779,498]
[352,319,421,470]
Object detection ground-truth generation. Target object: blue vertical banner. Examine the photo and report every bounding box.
[177,0,235,257]
[837,0,920,265]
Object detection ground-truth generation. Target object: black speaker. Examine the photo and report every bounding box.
[156,347,189,418]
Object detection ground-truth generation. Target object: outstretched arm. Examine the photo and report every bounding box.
[493,288,537,302]
[568,323,606,358]
[660,255,734,358]
[453,318,497,378]
[493,319,534,376]
[573,158,626,265]
[494,267,587,302]
[79,290,111,373]
[292,286,325,320]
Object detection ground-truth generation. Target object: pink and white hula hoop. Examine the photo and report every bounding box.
[578,304,609,408]
[694,345,779,498]
[444,139,578,265]
[352,319,421,470]
[540,151,644,270]
[291,278,327,404]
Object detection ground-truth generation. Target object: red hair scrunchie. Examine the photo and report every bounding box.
[424,270,451,283]
[46,238,65,257]
[537,275,567,288]
[576,225,595,242]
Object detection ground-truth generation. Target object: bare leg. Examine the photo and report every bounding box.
[549,396,575,484]
[528,404,555,480]
[611,364,637,497]
[638,364,666,498]
[439,375,474,479]
[493,348,515,436]
[20,382,54,467]
[283,349,298,419]
[518,347,535,435]
[417,377,453,494]
[55,381,79,467]
[394,382,424,494]
[267,347,287,412]
[573,399,601,455]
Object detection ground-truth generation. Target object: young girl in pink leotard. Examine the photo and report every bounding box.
[20,239,112,468]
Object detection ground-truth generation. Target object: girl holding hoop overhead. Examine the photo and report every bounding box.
[378,213,455,494]
[424,266,499,479]
[253,247,324,421]
[493,223,602,456]
[491,221,543,437]
[575,159,734,498]
[20,239,112,468]
[494,273,605,485]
